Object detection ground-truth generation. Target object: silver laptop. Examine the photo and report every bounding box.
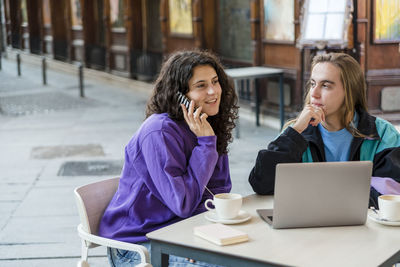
[257,161,373,229]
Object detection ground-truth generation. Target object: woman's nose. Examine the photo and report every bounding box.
[207,84,216,94]
[311,85,320,98]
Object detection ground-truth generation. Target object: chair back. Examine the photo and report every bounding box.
[74,177,119,237]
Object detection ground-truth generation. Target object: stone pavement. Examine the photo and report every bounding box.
[0,52,279,267]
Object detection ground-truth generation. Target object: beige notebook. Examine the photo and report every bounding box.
[193,223,249,246]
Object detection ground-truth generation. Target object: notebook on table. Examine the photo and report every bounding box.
[257,161,373,229]
[193,223,248,246]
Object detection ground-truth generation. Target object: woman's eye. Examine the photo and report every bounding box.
[212,80,219,85]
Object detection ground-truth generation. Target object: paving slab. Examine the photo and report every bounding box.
[0,242,107,262]
[0,256,108,267]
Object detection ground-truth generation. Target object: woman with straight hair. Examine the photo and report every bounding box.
[99,50,238,266]
[249,52,400,206]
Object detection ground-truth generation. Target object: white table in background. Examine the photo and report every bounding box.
[225,67,285,138]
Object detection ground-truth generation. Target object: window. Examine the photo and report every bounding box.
[169,0,192,35]
[110,0,124,28]
[374,0,400,42]
[297,0,353,48]
[263,0,295,42]
[218,0,252,62]
[21,0,28,25]
[71,0,82,27]
[42,0,51,26]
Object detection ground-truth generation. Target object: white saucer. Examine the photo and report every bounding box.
[368,210,400,226]
[204,210,251,224]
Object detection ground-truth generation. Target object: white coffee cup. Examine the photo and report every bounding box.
[378,195,400,222]
[204,193,242,220]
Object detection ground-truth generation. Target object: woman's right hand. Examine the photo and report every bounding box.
[181,101,215,137]
[292,104,325,134]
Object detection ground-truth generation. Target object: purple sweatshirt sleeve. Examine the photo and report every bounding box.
[371,176,400,195]
[140,130,219,218]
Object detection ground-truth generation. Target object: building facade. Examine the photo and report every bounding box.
[1,0,399,115]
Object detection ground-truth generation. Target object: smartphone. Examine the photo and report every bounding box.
[176,91,196,112]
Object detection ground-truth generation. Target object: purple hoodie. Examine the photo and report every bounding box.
[99,113,231,243]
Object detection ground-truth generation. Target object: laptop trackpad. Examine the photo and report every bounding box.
[257,209,273,225]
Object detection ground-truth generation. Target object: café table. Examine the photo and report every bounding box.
[147,194,400,267]
[224,67,285,138]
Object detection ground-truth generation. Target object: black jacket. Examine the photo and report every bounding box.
[248,110,400,207]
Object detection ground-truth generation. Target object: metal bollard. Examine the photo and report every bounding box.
[78,63,84,98]
[0,51,2,71]
[42,57,47,85]
[17,53,21,76]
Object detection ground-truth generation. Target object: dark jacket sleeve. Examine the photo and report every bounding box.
[372,148,400,182]
[248,127,309,195]
[371,119,400,182]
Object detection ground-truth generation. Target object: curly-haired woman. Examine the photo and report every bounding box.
[99,50,238,266]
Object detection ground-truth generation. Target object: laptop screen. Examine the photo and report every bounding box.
[259,161,372,229]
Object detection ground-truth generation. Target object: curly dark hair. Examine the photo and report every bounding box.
[146,50,238,154]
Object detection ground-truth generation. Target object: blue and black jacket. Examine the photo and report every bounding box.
[249,109,400,206]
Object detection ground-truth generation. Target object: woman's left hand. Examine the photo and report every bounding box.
[181,101,215,137]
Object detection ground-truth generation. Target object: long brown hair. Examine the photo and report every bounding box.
[284,53,368,136]
[146,50,238,154]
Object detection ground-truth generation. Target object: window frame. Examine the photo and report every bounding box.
[297,0,353,49]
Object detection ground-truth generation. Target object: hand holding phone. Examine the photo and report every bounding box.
[176,91,214,136]
[177,91,197,112]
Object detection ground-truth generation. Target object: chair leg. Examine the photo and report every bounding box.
[76,260,90,267]
[77,260,90,267]
[81,239,89,261]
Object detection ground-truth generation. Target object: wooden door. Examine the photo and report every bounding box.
[26,0,41,54]
[128,0,163,80]
[20,0,29,50]
[159,0,216,53]
[359,0,400,110]
[42,0,53,55]
[2,0,11,47]
[82,0,106,69]
[50,0,70,60]
[68,0,84,62]
[8,0,21,48]
[105,0,129,76]
[217,0,252,67]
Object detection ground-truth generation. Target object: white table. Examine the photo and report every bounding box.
[147,194,400,267]
[225,67,285,138]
